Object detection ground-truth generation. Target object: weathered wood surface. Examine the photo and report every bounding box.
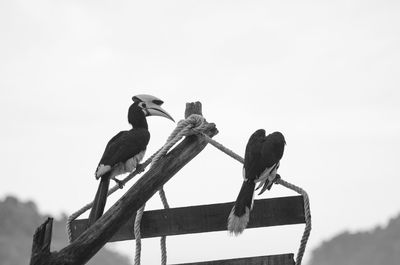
[30,102,218,265]
[171,253,295,265]
[70,196,305,242]
[30,218,53,265]
[185,102,203,117]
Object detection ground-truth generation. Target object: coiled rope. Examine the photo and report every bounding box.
[66,114,311,265]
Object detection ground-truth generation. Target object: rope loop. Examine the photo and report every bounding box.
[134,204,145,265]
[275,178,311,265]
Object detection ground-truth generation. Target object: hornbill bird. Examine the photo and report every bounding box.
[227,130,286,235]
[87,94,174,227]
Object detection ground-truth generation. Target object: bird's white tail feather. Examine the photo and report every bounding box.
[227,206,250,235]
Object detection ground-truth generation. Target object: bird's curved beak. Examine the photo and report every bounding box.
[144,102,175,122]
[132,94,175,122]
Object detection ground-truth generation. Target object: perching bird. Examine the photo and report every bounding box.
[87,94,174,227]
[227,130,286,235]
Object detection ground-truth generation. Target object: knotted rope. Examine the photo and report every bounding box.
[131,114,208,265]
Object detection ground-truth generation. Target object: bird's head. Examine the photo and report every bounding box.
[269,131,286,146]
[249,129,286,146]
[128,94,175,126]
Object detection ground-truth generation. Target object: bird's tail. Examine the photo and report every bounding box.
[227,180,255,235]
[88,174,110,227]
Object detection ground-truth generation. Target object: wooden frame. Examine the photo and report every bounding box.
[29,102,304,265]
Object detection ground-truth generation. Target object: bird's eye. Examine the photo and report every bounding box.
[140,102,147,108]
[153,99,163,105]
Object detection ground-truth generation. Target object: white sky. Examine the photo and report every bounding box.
[1,0,400,264]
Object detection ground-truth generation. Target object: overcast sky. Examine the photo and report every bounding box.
[1,0,400,264]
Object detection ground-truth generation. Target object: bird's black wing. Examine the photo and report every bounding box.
[244,130,285,184]
[98,128,150,168]
[260,133,285,168]
[244,134,266,182]
[97,131,125,167]
[254,132,285,193]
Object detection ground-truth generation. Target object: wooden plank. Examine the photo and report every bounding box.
[171,253,294,265]
[70,196,305,242]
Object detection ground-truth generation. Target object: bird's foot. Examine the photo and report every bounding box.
[135,163,146,174]
[112,177,124,189]
[257,182,269,195]
[255,181,264,191]
[273,174,281,184]
[258,174,281,195]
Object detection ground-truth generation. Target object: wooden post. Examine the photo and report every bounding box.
[30,218,53,265]
[30,102,218,265]
[185,102,202,118]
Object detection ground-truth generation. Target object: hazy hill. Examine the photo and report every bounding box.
[0,196,131,265]
[309,213,400,265]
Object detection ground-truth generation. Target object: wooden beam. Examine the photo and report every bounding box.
[69,196,305,242]
[31,102,218,265]
[171,253,294,265]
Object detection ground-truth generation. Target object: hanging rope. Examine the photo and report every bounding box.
[158,188,170,265]
[133,190,170,265]
[275,178,311,265]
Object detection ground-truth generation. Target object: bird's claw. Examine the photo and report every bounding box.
[257,174,281,195]
[135,163,146,174]
[257,182,269,195]
[112,178,125,189]
[273,174,281,184]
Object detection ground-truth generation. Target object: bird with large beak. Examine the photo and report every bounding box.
[88,94,174,227]
[228,130,286,235]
